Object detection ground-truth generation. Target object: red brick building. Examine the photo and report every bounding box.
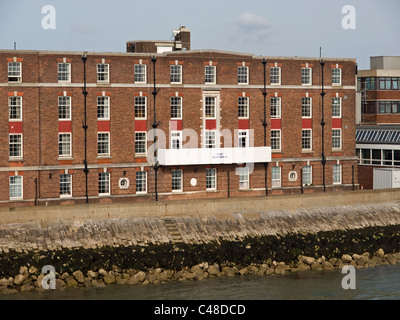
[0,27,358,207]
[356,56,400,189]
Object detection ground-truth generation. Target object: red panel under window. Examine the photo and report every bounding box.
[170,120,183,131]
[9,122,23,134]
[332,118,342,129]
[59,121,72,133]
[97,120,110,132]
[206,119,217,130]
[271,119,281,130]
[238,119,249,130]
[135,120,147,131]
[302,119,312,129]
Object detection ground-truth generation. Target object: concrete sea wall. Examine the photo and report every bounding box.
[0,189,400,293]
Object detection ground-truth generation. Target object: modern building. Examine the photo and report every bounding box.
[0,27,359,207]
[356,56,400,189]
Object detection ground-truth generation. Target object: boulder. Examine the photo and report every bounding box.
[19,266,28,276]
[0,278,9,287]
[341,254,352,263]
[134,271,147,283]
[322,261,334,270]
[301,256,315,265]
[73,271,85,284]
[98,269,108,277]
[103,273,116,285]
[13,274,26,286]
[207,264,220,276]
[222,267,237,277]
[375,248,385,258]
[182,271,196,280]
[65,276,78,288]
[87,270,98,279]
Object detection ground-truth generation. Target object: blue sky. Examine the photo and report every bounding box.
[0,0,399,69]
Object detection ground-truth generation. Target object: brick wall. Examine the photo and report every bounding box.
[0,49,358,207]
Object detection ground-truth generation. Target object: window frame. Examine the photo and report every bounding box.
[270,67,281,85]
[332,129,342,150]
[9,175,23,200]
[301,97,312,119]
[136,171,147,194]
[271,166,281,188]
[205,65,216,84]
[170,65,182,84]
[238,167,250,190]
[8,62,22,83]
[8,96,22,121]
[97,132,110,157]
[9,134,23,159]
[171,169,183,192]
[238,96,249,119]
[301,67,312,85]
[333,164,342,185]
[270,97,281,119]
[332,68,342,86]
[238,66,249,85]
[134,64,147,83]
[135,132,147,155]
[58,96,72,121]
[134,96,147,120]
[58,133,72,158]
[97,96,110,120]
[170,96,182,120]
[170,130,182,150]
[59,174,72,198]
[301,129,312,151]
[98,172,110,196]
[57,62,71,83]
[204,130,216,149]
[271,129,281,152]
[96,63,109,83]
[332,97,342,118]
[302,165,312,186]
[206,168,217,191]
[238,129,249,148]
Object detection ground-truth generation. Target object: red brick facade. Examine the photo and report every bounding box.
[0,48,358,207]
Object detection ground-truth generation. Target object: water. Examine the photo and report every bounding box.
[3,264,400,300]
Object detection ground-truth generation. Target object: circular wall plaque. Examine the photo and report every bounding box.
[288,171,298,182]
[190,178,197,187]
[119,178,130,189]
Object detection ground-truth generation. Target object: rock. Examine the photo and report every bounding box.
[61,272,69,280]
[0,278,9,287]
[356,255,370,267]
[29,266,38,275]
[19,266,28,276]
[222,267,237,277]
[65,276,78,288]
[87,270,98,279]
[352,254,362,261]
[322,261,334,270]
[182,271,196,280]
[341,254,353,263]
[14,274,26,286]
[266,267,275,275]
[98,269,108,277]
[56,279,66,290]
[375,248,385,258]
[83,278,92,288]
[115,275,127,285]
[128,276,139,285]
[239,267,248,275]
[296,261,311,270]
[207,264,220,276]
[73,271,85,284]
[91,279,105,288]
[258,265,268,275]
[158,270,173,282]
[310,262,322,270]
[247,265,259,275]
[134,271,147,283]
[191,265,203,276]
[103,273,116,285]
[301,256,315,265]
[21,283,35,292]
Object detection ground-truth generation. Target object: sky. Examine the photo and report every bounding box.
[0,0,399,69]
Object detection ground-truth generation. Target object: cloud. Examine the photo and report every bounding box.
[229,13,274,44]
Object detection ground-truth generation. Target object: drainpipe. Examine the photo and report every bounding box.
[320,60,326,192]
[261,58,268,196]
[151,56,161,201]
[82,53,89,204]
